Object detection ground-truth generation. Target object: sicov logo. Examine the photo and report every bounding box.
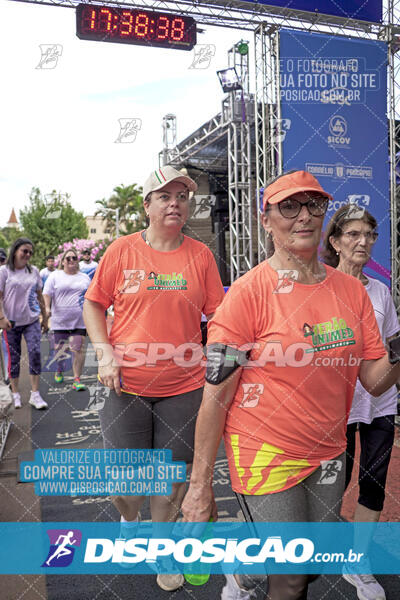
[42,529,82,567]
[327,115,350,149]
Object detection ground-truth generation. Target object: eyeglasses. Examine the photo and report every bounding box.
[342,230,378,243]
[270,196,328,219]
[22,249,33,256]
[65,256,78,262]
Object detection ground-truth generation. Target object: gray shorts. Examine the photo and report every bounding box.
[234,453,346,589]
[98,387,203,463]
[237,452,346,523]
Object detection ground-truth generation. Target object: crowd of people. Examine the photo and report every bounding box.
[0,241,97,407]
[1,167,399,600]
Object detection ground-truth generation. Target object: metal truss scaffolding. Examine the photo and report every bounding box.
[226,44,254,281]
[254,24,279,263]
[388,0,400,314]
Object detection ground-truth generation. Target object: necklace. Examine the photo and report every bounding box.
[144,230,184,249]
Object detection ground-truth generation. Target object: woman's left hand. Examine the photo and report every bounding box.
[41,317,49,333]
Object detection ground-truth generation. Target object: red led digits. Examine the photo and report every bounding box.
[76,4,196,50]
[120,11,134,36]
[157,16,169,40]
[171,18,185,41]
[135,13,149,38]
[89,9,96,30]
[99,8,113,32]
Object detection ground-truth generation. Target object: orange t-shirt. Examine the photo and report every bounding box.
[85,232,224,396]
[207,262,386,495]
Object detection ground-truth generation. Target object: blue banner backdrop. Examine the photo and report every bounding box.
[242,1,381,23]
[279,29,389,284]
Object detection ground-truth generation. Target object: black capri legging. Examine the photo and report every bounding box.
[345,415,395,512]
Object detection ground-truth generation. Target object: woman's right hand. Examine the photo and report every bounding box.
[181,482,218,523]
[0,317,12,331]
[98,364,121,396]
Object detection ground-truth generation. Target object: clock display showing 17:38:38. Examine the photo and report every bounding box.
[76,4,197,50]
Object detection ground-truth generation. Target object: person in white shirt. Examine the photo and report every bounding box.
[324,204,399,600]
[79,249,98,280]
[43,248,90,391]
[40,255,56,286]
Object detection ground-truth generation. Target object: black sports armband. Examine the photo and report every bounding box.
[388,336,400,364]
[205,344,250,385]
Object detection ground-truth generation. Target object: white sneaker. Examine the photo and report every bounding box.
[118,516,140,569]
[156,569,185,592]
[29,391,48,410]
[221,574,257,600]
[343,568,386,600]
[13,393,21,409]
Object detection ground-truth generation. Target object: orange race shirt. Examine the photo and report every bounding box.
[85,232,224,396]
[207,262,386,495]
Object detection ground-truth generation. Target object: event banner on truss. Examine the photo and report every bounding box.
[279,29,389,284]
[248,1,381,23]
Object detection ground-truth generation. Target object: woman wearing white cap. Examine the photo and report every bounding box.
[83,165,225,591]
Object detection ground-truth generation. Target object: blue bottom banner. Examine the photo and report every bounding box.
[1,522,399,574]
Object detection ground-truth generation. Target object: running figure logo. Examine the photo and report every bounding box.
[239,383,264,408]
[192,195,216,219]
[36,44,63,69]
[42,529,82,567]
[87,384,110,411]
[273,270,298,294]
[121,269,146,294]
[189,44,216,69]
[115,118,142,143]
[316,459,343,485]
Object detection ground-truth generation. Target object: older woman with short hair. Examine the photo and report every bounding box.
[323,205,398,600]
[182,171,400,600]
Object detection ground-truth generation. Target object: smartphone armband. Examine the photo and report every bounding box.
[205,343,249,385]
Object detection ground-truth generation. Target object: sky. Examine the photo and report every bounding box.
[0,0,246,227]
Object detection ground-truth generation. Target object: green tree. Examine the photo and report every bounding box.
[95,183,146,236]
[19,188,88,269]
[0,227,23,251]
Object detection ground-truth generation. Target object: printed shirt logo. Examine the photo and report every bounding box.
[273,270,298,294]
[303,316,356,353]
[316,459,343,485]
[42,529,82,567]
[121,270,145,294]
[239,383,264,408]
[147,272,188,291]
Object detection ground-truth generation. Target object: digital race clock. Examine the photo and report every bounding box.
[76,4,196,51]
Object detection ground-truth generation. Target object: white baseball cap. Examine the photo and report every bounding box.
[143,166,197,200]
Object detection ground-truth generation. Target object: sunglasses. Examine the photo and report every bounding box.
[65,256,78,262]
[21,249,33,256]
[267,195,328,219]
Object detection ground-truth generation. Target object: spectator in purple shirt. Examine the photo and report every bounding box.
[0,238,48,409]
[43,248,90,391]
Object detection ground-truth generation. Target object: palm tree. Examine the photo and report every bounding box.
[95,184,147,236]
